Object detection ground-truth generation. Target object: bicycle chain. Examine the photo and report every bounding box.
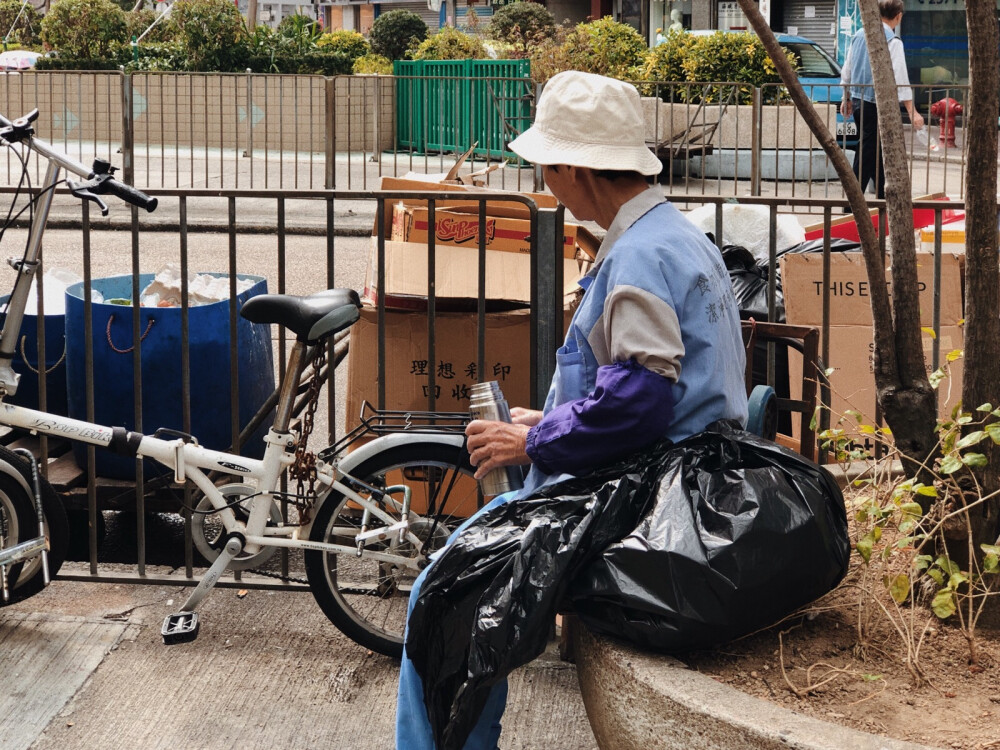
[288,343,327,525]
[249,566,309,586]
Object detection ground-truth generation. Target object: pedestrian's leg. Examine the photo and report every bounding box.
[396,492,519,750]
[855,100,880,194]
[396,565,510,750]
[850,98,864,185]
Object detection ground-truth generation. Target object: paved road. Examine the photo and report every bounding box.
[2,574,596,750]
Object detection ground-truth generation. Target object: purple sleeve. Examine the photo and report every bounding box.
[524,359,674,476]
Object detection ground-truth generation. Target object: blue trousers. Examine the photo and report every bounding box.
[395,491,517,750]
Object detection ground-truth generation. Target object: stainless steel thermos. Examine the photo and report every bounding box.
[468,381,525,496]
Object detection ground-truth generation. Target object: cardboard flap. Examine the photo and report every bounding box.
[365,237,584,309]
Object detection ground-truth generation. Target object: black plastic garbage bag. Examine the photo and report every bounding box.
[723,243,784,321]
[569,421,850,652]
[405,443,671,750]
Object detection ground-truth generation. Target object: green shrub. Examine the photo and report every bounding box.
[352,52,392,75]
[41,0,129,59]
[246,51,353,75]
[318,29,370,61]
[527,24,571,83]
[35,54,127,70]
[642,29,695,86]
[0,0,41,47]
[126,8,176,45]
[170,0,248,71]
[487,2,555,52]
[559,17,647,81]
[369,9,427,61]
[676,31,792,103]
[122,40,186,71]
[411,26,486,61]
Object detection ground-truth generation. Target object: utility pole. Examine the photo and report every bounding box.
[247,0,257,30]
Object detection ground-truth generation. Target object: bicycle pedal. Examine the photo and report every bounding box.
[161,612,200,644]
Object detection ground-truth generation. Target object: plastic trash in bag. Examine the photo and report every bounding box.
[139,263,259,307]
[569,421,850,652]
[405,443,670,750]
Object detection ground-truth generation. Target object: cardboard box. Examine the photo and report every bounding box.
[346,305,574,423]
[787,324,964,445]
[364,237,587,310]
[390,203,594,261]
[781,251,963,327]
[801,195,963,243]
[378,176,559,223]
[919,220,967,255]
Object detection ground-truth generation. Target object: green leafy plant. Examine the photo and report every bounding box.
[817,349,1000,674]
[352,52,392,75]
[368,8,427,61]
[41,0,129,59]
[318,29,370,61]
[169,0,248,71]
[273,13,322,56]
[487,1,556,54]
[0,0,42,47]
[558,16,647,81]
[411,26,487,61]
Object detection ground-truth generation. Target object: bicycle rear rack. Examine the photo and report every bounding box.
[323,401,469,460]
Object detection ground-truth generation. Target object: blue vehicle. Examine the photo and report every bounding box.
[690,30,858,147]
[774,33,858,146]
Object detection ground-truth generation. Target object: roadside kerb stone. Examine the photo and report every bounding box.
[571,625,939,750]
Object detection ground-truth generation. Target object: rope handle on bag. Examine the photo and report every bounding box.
[107,314,155,354]
[18,335,67,374]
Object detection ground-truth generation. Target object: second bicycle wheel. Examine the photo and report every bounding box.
[304,441,480,658]
[0,446,69,605]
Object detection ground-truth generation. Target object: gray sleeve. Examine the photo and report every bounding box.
[588,284,684,381]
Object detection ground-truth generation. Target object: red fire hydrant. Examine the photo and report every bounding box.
[930,97,963,148]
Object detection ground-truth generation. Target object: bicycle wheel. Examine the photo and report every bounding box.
[305,441,480,658]
[0,446,68,605]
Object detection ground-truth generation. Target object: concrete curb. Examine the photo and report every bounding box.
[571,626,939,750]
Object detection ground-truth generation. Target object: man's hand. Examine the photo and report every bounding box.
[465,420,532,480]
[840,99,853,118]
[912,111,925,130]
[510,407,543,427]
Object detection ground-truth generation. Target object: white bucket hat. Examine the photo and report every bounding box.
[508,70,662,177]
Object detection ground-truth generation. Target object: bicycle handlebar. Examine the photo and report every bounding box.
[95,175,158,213]
[0,109,158,214]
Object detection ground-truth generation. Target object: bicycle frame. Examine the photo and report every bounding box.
[0,395,427,560]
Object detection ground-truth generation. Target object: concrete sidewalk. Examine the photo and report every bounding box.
[0,565,597,750]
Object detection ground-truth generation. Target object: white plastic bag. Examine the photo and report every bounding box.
[913,127,940,152]
[2,267,84,315]
[140,264,257,307]
[684,204,805,264]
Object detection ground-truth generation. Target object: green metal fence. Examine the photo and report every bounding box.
[394,59,532,159]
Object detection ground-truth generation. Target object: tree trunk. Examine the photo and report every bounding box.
[960,0,1000,579]
[856,0,938,475]
[735,0,937,491]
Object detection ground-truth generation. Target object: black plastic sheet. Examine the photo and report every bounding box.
[405,443,669,750]
[569,422,850,651]
[407,423,849,748]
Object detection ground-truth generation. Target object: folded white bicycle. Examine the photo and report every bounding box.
[0,109,482,658]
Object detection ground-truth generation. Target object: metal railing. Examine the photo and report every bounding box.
[0,72,970,201]
[0,183,967,586]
